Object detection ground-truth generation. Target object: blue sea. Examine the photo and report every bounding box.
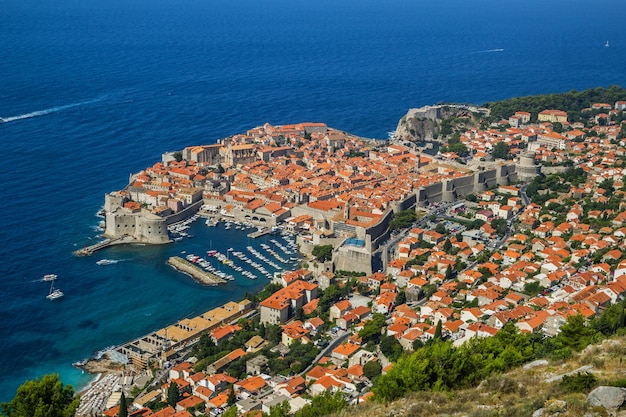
[1,0,625,402]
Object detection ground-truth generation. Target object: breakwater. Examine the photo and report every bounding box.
[73,237,125,256]
[167,256,226,285]
[248,227,271,239]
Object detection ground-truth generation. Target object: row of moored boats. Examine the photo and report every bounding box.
[182,235,299,282]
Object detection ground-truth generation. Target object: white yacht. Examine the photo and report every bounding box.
[43,274,57,281]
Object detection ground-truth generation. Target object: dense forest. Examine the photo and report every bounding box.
[484,85,626,122]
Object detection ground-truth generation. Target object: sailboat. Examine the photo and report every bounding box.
[605,40,609,48]
[46,280,64,300]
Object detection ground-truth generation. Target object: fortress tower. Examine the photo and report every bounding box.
[516,151,541,182]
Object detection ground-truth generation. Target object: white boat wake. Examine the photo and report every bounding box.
[474,48,504,54]
[0,95,107,124]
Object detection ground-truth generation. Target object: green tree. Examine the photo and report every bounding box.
[172,151,183,162]
[358,313,387,343]
[555,314,598,352]
[389,210,418,231]
[592,301,626,336]
[599,178,615,197]
[294,306,304,321]
[312,245,333,262]
[317,283,343,314]
[0,374,79,417]
[363,360,383,380]
[491,218,508,236]
[444,265,453,280]
[265,323,282,344]
[380,334,404,362]
[227,388,236,406]
[167,381,179,407]
[422,283,438,299]
[222,406,238,417]
[441,132,467,156]
[258,282,284,301]
[469,219,485,229]
[433,319,443,341]
[294,390,347,417]
[118,392,128,417]
[522,281,544,296]
[191,333,217,360]
[492,142,512,160]
[395,290,406,306]
[267,400,291,417]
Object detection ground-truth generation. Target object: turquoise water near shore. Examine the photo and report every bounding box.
[1,0,626,402]
[7,219,295,400]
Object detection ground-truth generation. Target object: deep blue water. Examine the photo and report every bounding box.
[1,0,625,402]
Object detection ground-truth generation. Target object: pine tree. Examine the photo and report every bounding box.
[0,374,79,417]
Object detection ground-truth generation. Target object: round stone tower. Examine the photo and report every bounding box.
[516,151,540,182]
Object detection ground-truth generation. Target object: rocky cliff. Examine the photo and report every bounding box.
[393,104,484,143]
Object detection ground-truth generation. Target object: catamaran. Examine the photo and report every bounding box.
[46,281,64,300]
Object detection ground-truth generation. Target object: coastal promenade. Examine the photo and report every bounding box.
[167,256,226,285]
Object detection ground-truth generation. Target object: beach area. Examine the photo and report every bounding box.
[75,362,121,417]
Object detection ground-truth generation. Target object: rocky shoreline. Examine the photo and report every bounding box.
[77,355,122,376]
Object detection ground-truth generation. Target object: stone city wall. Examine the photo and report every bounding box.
[417,163,517,205]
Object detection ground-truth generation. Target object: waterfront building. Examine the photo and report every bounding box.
[114,300,252,369]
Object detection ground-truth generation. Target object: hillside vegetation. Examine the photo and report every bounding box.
[328,334,626,417]
[484,85,626,122]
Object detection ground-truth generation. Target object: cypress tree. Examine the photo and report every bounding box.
[227,388,236,406]
[119,392,128,417]
[434,319,443,341]
[167,381,179,407]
